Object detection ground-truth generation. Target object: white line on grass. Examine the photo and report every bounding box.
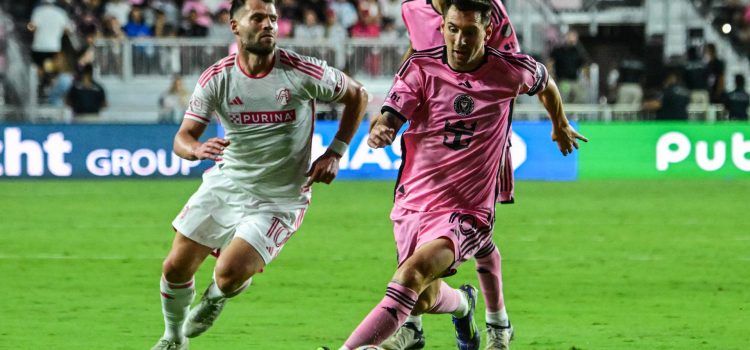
[0,254,162,260]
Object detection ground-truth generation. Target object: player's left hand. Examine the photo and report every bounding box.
[552,124,588,156]
[305,150,341,186]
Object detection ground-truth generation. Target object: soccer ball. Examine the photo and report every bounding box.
[355,346,384,350]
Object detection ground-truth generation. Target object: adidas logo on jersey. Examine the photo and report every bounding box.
[230,96,244,105]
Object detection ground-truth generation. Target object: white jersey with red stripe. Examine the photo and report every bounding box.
[184,48,348,207]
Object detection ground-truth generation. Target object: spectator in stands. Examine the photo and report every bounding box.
[324,8,347,42]
[104,0,131,26]
[644,71,690,120]
[153,8,178,37]
[179,9,210,37]
[76,33,97,70]
[350,9,380,38]
[549,30,590,103]
[66,63,106,119]
[331,0,358,29]
[351,8,381,76]
[45,51,75,107]
[683,46,710,106]
[102,15,126,39]
[325,9,347,69]
[294,8,325,40]
[27,0,73,69]
[81,0,105,18]
[704,43,726,104]
[279,0,302,23]
[158,74,189,123]
[152,0,180,28]
[615,56,645,106]
[208,8,233,41]
[124,6,153,38]
[381,0,404,31]
[359,0,382,25]
[723,74,750,120]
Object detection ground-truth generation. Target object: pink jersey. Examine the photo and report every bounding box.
[401,0,519,53]
[382,46,548,212]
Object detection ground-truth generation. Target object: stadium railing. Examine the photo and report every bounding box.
[94,37,411,80]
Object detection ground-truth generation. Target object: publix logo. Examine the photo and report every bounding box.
[656,131,750,172]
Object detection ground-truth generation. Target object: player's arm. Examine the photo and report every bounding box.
[367,111,405,148]
[537,77,588,156]
[306,76,369,185]
[174,119,229,161]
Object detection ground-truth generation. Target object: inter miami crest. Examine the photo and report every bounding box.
[453,94,474,116]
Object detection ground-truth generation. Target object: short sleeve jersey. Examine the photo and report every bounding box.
[401,0,519,53]
[382,47,548,212]
[185,49,348,207]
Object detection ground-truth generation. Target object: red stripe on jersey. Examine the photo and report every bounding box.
[160,292,174,299]
[199,62,235,87]
[198,54,236,83]
[280,50,324,74]
[279,50,323,79]
[280,57,323,79]
[185,112,210,123]
[279,55,323,79]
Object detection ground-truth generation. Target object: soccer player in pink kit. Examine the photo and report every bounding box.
[324,0,586,349]
[383,0,521,349]
[150,0,369,349]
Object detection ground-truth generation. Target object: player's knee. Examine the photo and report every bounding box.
[393,267,430,292]
[162,257,192,283]
[214,263,255,295]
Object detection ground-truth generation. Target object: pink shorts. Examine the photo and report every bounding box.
[390,205,494,276]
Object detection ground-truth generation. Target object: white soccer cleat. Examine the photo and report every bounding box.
[150,337,188,350]
[485,323,514,350]
[183,282,227,338]
[380,322,426,350]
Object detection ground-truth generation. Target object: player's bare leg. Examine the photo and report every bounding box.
[152,232,213,350]
[183,237,265,338]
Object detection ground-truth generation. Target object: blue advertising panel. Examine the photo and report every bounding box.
[0,124,216,178]
[2,121,575,180]
[310,120,577,181]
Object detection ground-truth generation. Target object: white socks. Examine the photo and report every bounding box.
[486,307,510,327]
[206,276,253,301]
[451,291,470,318]
[159,276,195,341]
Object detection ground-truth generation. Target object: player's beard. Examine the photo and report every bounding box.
[243,37,275,56]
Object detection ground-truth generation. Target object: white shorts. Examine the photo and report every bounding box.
[172,167,308,265]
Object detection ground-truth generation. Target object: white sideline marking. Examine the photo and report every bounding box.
[0,254,161,260]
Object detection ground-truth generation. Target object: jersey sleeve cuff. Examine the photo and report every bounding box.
[381,106,407,122]
[185,112,211,124]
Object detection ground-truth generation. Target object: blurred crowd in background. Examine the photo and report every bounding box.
[0,0,749,122]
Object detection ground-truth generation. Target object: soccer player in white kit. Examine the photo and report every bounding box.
[150,0,369,349]
[321,0,586,349]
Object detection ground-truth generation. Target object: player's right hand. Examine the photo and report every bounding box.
[367,125,396,148]
[193,137,230,161]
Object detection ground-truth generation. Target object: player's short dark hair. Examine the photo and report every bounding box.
[442,0,492,25]
[230,0,275,18]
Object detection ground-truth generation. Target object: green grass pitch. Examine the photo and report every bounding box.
[0,179,748,349]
